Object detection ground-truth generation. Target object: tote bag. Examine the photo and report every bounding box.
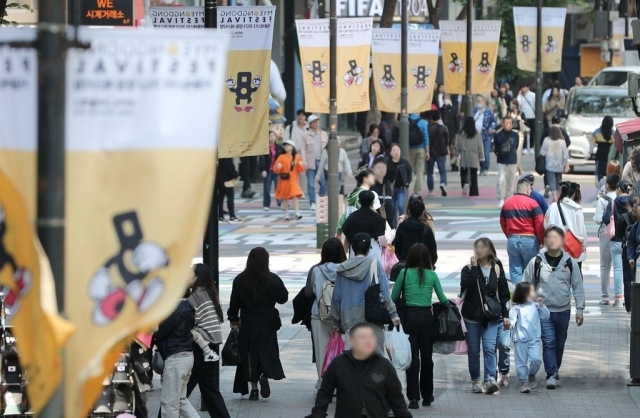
[557,203,583,258]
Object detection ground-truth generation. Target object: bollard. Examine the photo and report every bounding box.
[631,282,640,385]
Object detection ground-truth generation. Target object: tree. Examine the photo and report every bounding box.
[1,2,33,26]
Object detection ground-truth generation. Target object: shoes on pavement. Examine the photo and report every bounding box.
[440,184,448,197]
[408,400,419,410]
[218,217,227,223]
[249,389,259,401]
[228,217,242,224]
[260,375,271,399]
[472,381,484,393]
[284,213,290,221]
[544,185,551,198]
[520,382,531,393]
[295,213,303,220]
[546,377,557,389]
[315,379,322,390]
[613,295,623,306]
[263,207,270,211]
[528,375,537,389]
[310,203,316,211]
[498,199,505,208]
[485,378,499,394]
[498,374,509,387]
[462,184,470,196]
[600,298,610,305]
[422,395,434,406]
[241,189,255,198]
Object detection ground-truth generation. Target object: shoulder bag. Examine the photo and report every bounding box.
[365,259,392,325]
[476,264,502,321]
[279,156,296,180]
[557,202,583,259]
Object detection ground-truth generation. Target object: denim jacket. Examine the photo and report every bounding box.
[474,107,497,142]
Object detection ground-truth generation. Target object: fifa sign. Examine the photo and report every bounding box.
[337,0,429,18]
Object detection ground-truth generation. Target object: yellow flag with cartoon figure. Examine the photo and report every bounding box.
[513,7,566,72]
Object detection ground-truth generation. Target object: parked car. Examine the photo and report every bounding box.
[587,66,638,87]
[561,86,636,172]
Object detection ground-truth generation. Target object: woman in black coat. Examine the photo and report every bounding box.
[228,247,289,401]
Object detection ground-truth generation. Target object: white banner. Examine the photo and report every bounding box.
[149,6,204,28]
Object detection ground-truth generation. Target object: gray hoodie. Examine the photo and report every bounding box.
[304,263,339,320]
[522,250,585,314]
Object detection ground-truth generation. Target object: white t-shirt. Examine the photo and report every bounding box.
[518,91,536,119]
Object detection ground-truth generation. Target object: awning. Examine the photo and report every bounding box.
[614,118,640,151]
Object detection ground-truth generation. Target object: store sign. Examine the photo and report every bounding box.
[149,7,204,28]
[80,0,133,26]
[337,0,429,17]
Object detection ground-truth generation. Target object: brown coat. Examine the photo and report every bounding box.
[300,129,328,170]
[458,132,485,169]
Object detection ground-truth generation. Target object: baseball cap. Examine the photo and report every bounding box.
[358,190,376,208]
[307,114,319,123]
[283,139,296,148]
[352,233,371,247]
[521,172,535,185]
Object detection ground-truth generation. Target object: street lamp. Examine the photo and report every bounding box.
[398,0,409,159]
[534,0,543,157]
[464,0,473,118]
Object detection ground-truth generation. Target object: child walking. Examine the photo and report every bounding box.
[509,282,550,393]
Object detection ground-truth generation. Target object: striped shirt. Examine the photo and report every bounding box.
[188,288,222,344]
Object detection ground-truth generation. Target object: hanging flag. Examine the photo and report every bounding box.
[0,28,75,414]
[439,20,502,95]
[296,17,373,114]
[513,7,567,72]
[64,28,228,417]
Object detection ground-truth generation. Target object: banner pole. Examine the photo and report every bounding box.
[398,0,409,160]
[464,0,473,118]
[328,0,339,237]
[38,1,67,417]
[534,0,543,158]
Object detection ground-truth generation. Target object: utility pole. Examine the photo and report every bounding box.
[37,0,67,416]
[534,0,543,157]
[464,0,473,117]
[398,0,409,159]
[328,0,339,236]
[608,0,615,67]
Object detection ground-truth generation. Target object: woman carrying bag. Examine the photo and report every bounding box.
[273,140,306,221]
[545,182,587,269]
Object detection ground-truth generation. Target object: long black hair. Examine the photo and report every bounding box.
[405,243,433,284]
[320,237,347,264]
[512,282,534,305]
[242,247,271,304]
[193,263,224,322]
[462,116,477,138]
[558,181,582,204]
[628,194,640,221]
[631,148,640,172]
[617,179,633,195]
[601,116,614,141]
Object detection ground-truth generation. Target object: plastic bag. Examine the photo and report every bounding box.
[455,339,468,355]
[384,325,412,371]
[433,303,465,342]
[221,328,241,366]
[321,332,345,377]
[454,297,468,355]
[381,246,399,275]
[433,341,457,355]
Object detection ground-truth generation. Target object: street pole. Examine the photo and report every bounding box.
[398,0,409,159]
[38,1,67,417]
[608,0,614,67]
[534,0,543,157]
[464,0,473,117]
[328,0,339,237]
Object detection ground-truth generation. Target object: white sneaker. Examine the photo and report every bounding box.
[310,203,316,211]
[284,213,290,221]
[472,381,484,393]
[462,184,470,196]
[528,375,537,389]
[520,382,531,393]
[485,378,499,394]
[295,213,303,220]
[228,217,242,224]
[546,377,557,389]
[203,348,220,362]
[263,207,270,211]
[498,374,509,387]
[498,199,505,208]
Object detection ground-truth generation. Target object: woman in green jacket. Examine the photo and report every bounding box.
[391,243,448,410]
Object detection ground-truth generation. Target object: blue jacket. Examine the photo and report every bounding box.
[409,114,429,149]
[509,302,550,342]
[529,190,549,214]
[626,222,640,261]
[474,107,496,143]
[494,129,519,165]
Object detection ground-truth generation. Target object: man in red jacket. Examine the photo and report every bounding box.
[500,178,545,284]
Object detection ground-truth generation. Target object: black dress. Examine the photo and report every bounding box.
[227,272,289,394]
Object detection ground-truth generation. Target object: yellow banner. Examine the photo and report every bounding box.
[64,29,228,417]
[371,28,440,114]
[297,18,373,114]
[439,20,501,95]
[513,7,567,72]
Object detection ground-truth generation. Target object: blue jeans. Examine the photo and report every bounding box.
[480,137,491,172]
[306,166,317,204]
[610,241,624,295]
[514,340,542,383]
[426,156,447,192]
[540,309,571,379]
[393,187,407,217]
[465,319,500,382]
[496,325,511,375]
[262,170,280,208]
[507,235,540,284]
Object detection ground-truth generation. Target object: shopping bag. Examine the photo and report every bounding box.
[221,328,241,366]
[364,260,392,325]
[454,296,468,355]
[381,246,398,275]
[321,332,345,377]
[384,325,412,371]
[432,303,465,342]
[433,341,457,355]
[455,339,468,355]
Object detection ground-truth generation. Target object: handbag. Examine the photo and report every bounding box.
[535,155,546,175]
[557,202,583,259]
[364,259,392,325]
[221,327,242,366]
[432,302,465,342]
[477,265,502,321]
[151,350,164,374]
[279,156,296,180]
[604,200,616,239]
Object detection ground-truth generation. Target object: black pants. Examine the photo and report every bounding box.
[526,119,536,149]
[187,343,231,418]
[460,167,479,196]
[623,260,634,313]
[239,156,257,191]
[217,184,235,218]
[404,306,435,402]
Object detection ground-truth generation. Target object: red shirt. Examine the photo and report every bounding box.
[500,193,545,245]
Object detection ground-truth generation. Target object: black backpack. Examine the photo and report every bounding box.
[621,213,635,250]
[409,118,424,146]
[533,255,573,289]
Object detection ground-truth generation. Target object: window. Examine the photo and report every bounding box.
[571,92,637,117]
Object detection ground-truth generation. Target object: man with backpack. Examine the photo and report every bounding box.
[408,113,430,194]
[426,110,450,197]
[522,226,585,390]
[494,117,520,208]
[594,173,620,305]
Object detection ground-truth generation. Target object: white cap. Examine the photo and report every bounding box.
[307,114,319,124]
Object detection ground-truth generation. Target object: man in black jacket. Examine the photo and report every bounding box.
[494,117,519,208]
[393,199,438,266]
[306,323,412,418]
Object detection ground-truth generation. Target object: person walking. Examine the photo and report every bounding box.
[154,299,199,418]
[543,87,565,126]
[545,182,587,266]
[283,109,308,151]
[385,143,413,217]
[426,110,450,196]
[520,173,549,214]
[273,140,306,221]
[407,113,430,193]
[541,116,571,198]
[259,131,284,211]
[239,156,257,199]
[371,158,396,228]
[300,114,328,211]
[393,198,438,265]
[500,178,545,284]
[509,282,550,394]
[305,323,413,418]
[337,168,376,234]
[494,117,520,207]
[341,191,387,262]
[358,138,385,169]
[186,264,231,418]
[593,116,615,181]
[624,194,640,313]
[474,96,497,176]
[304,238,347,389]
[441,93,459,171]
[516,83,536,154]
[217,158,241,224]
[227,247,289,400]
[595,174,621,305]
[391,243,448,409]
[361,124,380,158]
[540,126,569,202]
[458,116,484,196]
[523,227,584,389]
[316,136,353,196]
[622,146,640,187]
[332,233,400,355]
[460,238,511,394]
[603,180,634,307]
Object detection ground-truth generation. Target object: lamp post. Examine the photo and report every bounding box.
[464,0,473,117]
[534,0,543,157]
[398,0,409,159]
[327,0,339,237]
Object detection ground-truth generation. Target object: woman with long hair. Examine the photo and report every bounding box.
[457,116,484,196]
[391,244,448,410]
[303,238,347,388]
[544,87,565,126]
[540,126,569,201]
[460,238,511,394]
[273,140,306,221]
[358,138,385,169]
[622,146,640,188]
[361,123,380,158]
[545,182,587,268]
[593,116,615,181]
[186,264,230,417]
[227,247,289,400]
